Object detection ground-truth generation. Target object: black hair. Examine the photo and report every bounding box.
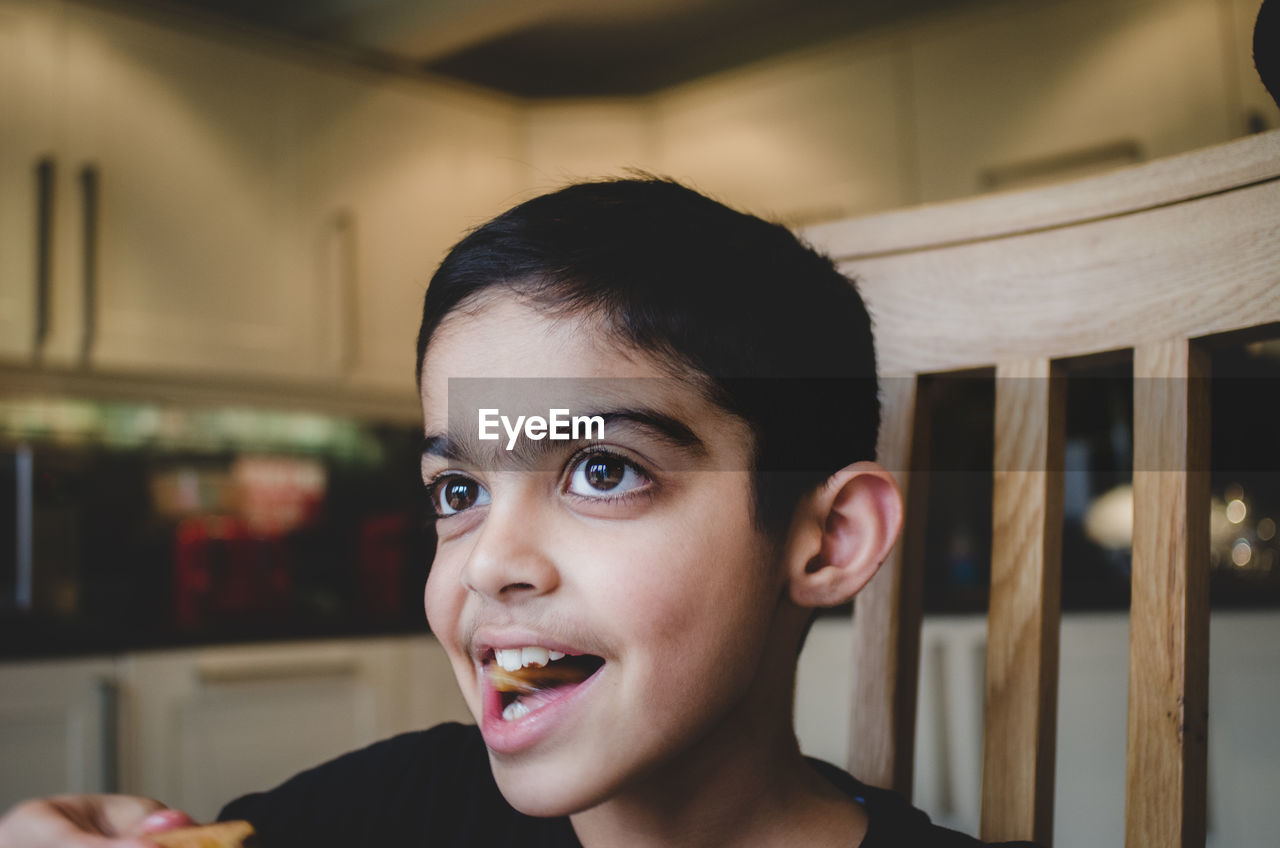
[1257,0,1279,109]
[416,177,879,533]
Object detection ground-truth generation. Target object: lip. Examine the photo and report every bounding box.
[480,663,605,754]
[471,626,600,662]
[475,642,606,755]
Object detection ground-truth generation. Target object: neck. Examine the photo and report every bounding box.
[568,663,867,848]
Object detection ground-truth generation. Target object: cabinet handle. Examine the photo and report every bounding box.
[196,658,362,685]
[78,164,100,365]
[33,158,55,358]
[14,444,33,611]
[95,677,119,793]
[328,209,358,374]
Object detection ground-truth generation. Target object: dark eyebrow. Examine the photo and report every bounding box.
[594,409,704,451]
[420,433,460,461]
[420,407,706,470]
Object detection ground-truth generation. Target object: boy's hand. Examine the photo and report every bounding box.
[0,795,198,847]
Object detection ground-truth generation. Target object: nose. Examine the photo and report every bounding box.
[461,499,560,601]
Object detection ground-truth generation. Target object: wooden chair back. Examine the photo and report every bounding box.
[804,130,1280,847]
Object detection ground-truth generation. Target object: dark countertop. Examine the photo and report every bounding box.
[0,612,434,661]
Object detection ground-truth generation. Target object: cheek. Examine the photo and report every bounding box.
[591,484,776,650]
[423,552,484,715]
[423,548,462,638]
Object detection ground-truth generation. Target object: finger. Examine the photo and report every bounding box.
[135,810,200,835]
[0,798,159,848]
[50,795,168,837]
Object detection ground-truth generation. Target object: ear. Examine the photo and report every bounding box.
[783,462,903,608]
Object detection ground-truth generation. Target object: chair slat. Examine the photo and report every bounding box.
[1126,339,1210,848]
[981,358,1065,845]
[807,134,1277,847]
[849,375,928,793]
[839,176,1280,377]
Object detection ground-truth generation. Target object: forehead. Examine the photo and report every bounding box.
[423,296,652,377]
[417,298,757,473]
[420,298,698,422]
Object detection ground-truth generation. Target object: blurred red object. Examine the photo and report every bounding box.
[357,513,408,618]
[173,515,292,630]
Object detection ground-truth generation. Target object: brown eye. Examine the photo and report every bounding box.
[585,456,627,490]
[434,476,489,516]
[566,452,649,499]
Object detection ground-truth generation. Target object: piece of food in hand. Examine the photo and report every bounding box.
[148,821,255,848]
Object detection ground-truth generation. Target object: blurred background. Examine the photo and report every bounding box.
[0,0,1277,845]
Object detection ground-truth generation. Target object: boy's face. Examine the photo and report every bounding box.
[419,297,797,816]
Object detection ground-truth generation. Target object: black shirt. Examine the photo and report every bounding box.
[220,722,1039,847]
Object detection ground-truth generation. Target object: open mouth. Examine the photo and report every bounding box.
[485,647,605,721]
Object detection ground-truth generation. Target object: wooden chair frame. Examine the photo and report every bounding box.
[805,130,1280,847]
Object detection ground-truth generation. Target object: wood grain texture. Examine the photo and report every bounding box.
[804,130,1279,259]
[980,359,1065,846]
[1126,340,1210,848]
[848,375,928,793]
[847,178,1280,378]
[819,132,1275,844]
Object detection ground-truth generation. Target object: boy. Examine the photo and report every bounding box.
[0,179,1038,847]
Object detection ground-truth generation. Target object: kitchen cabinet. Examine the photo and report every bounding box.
[656,43,912,223]
[909,0,1235,201]
[0,0,70,365]
[405,632,472,729]
[116,636,468,822]
[1,0,522,389]
[291,67,524,393]
[0,0,322,380]
[61,4,326,381]
[0,636,469,821]
[0,657,117,814]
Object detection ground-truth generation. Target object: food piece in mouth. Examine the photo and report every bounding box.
[149,821,255,848]
[488,649,604,721]
[489,656,604,693]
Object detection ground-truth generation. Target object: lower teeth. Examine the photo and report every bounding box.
[502,699,532,721]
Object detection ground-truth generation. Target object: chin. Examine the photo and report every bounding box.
[489,756,613,818]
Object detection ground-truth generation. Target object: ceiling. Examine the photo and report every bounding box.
[146,0,978,97]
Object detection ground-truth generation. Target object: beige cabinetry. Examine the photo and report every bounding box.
[0,1,522,391]
[60,4,325,380]
[909,0,1236,201]
[656,45,912,223]
[0,637,469,822]
[405,632,473,729]
[0,1,323,380]
[116,637,469,822]
[0,657,117,814]
[0,0,69,365]
[291,67,522,393]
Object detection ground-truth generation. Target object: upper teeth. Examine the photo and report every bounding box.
[494,646,567,672]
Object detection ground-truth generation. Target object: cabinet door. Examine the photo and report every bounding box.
[405,634,472,728]
[61,5,322,381]
[0,657,117,812]
[118,639,415,821]
[292,68,524,395]
[910,0,1235,201]
[0,0,69,364]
